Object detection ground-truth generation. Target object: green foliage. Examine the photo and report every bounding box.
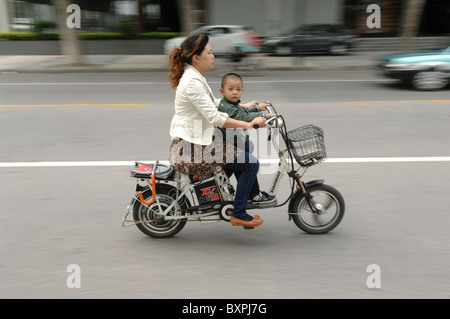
[79,32,180,40]
[33,20,56,33]
[139,32,180,39]
[0,32,58,40]
[79,32,125,40]
[0,32,181,41]
[118,19,135,36]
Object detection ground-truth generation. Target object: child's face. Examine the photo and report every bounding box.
[220,78,243,103]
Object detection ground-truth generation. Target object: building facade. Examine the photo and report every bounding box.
[206,0,450,37]
[1,0,449,37]
[207,0,345,37]
[0,0,56,32]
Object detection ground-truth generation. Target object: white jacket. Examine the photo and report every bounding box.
[169,65,229,145]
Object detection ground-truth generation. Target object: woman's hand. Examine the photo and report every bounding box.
[248,117,266,129]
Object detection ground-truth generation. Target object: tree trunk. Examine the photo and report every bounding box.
[177,0,194,35]
[399,0,427,52]
[52,0,85,65]
[136,0,146,33]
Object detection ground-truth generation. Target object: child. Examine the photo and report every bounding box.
[218,72,276,205]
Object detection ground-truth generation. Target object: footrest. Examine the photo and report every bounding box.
[246,199,278,210]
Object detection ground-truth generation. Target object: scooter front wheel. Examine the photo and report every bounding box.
[291,184,345,234]
[133,184,187,238]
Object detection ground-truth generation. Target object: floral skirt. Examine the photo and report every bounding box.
[169,129,242,176]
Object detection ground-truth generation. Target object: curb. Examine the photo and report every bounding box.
[1,67,372,74]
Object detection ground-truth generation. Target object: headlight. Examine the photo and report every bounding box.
[386,63,416,70]
[275,117,285,128]
[266,116,284,128]
[263,39,280,45]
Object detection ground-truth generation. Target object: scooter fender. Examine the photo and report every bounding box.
[287,179,324,216]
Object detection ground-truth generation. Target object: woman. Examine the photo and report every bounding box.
[168,33,266,229]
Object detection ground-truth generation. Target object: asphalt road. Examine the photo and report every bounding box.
[1,70,450,299]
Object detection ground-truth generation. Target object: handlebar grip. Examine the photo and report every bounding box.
[253,125,259,129]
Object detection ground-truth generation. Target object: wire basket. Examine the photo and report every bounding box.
[287,125,326,167]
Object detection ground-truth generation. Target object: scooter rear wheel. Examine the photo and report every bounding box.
[133,184,187,238]
[291,184,345,234]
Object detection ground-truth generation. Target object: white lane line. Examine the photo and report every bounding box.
[0,161,136,167]
[1,157,450,168]
[325,157,450,163]
[0,82,167,86]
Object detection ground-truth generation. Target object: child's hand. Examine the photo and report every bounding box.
[265,113,276,118]
[240,101,259,108]
[258,102,269,111]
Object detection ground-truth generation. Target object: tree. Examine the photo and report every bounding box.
[22,0,115,65]
[177,0,194,35]
[399,0,427,52]
[52,0,84,65]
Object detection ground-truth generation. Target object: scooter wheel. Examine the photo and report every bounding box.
[133,184,188,238]
[291,184,345,234]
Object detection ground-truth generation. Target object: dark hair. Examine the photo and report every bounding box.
[168,33,209,89]
[221,73,243,88]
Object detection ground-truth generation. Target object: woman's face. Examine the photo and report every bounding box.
[193,42,214,74]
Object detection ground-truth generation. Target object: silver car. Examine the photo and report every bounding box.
[163,25,260,56]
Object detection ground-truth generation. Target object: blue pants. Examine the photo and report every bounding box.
[223,140,259,218]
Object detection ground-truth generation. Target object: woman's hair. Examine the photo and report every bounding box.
[168,33,209,89]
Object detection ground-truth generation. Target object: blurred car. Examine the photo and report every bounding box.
[377,46,450,90]
[163,25,260,56]
[261,24,359,56]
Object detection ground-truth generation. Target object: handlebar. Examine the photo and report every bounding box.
[265,102,275,115]
[253,101,283,129]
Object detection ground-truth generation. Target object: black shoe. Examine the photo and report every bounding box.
[251,191,276,205]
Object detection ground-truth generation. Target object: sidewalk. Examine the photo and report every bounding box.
[0,52,384,74]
